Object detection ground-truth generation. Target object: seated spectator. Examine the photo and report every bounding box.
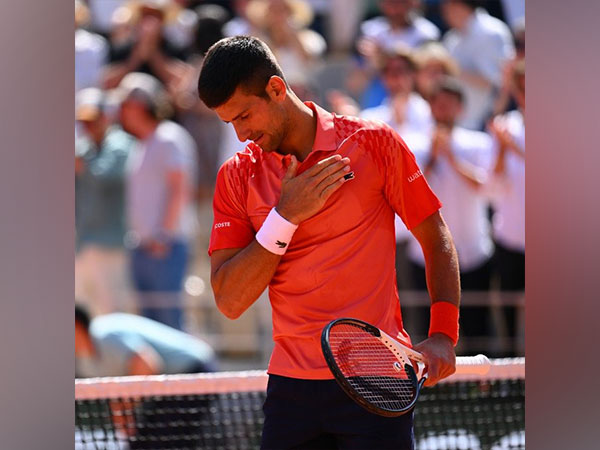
[75,88,135,316]
[440,0,514,129]
[75,303,217,377]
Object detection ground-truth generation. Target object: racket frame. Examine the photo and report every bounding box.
[321,318,426,417]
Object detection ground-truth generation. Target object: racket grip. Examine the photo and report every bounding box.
[455,354,491,375]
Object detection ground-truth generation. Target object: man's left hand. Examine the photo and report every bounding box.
[412,333,456,387]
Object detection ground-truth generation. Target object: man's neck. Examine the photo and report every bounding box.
[278,97,317,162]
[435,119,456,130]
[388,15,411,30]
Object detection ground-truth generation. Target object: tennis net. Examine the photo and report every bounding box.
[75,358,524,450]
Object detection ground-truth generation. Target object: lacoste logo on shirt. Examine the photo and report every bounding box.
[214,221,231,229]
[407,170,423,183]
[276,240,288,248]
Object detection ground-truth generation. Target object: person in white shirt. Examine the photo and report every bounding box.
[407,77,495,352]
[75,0,109,92]
[441,0,514,130]
[487,60,524,352]
[359,0,440,52]
[350,0,440,109]
[360,45,433,136]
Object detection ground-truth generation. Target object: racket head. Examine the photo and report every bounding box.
[321,318,424,417]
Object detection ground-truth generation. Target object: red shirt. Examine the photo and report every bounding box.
[210,102,441,379]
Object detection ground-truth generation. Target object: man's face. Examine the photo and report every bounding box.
[214,86,287,152]
[78,116,107,142]
[441,0,467,29]
[381,56,415,96]
[430,90,462,124]
[119,98,147,137]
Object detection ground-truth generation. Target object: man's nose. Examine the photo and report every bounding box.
[233,124,250,143]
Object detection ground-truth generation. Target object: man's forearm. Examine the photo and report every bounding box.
[422,227,460,308]
[211,242,282,319]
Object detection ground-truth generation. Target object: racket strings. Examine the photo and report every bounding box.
[329,324,417,411]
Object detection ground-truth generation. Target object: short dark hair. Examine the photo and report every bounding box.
[75,303,91,331]
[432,76,465,104]
[197,36,286,108]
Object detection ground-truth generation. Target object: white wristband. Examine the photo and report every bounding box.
[255,207,298,255]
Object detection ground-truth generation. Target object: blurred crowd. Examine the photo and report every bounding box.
[75,0,525,373]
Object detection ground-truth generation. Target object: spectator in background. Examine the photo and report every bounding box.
[75,300,217,449]
[224,0,252,37]
[172,4,230,196]
[350,0,440,109]
[493,16,524,116]
[360,0,440,51]
[414,40,459,102]
[245,0,326,92]
[487,60,525,348]
[75,303,217,377]
[75,0,109,92]
[75,88,135,316]
[441,0,514,130]
[488,60,525,288]
[102,0,191,91]
[360,45,433,135]
[329,45,432,134]
[118,72,198,330]
[407,78,495,353]
[328,45,433,290]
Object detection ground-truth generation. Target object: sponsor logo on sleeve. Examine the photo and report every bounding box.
[214,221,231,230]
[407,170,423,183]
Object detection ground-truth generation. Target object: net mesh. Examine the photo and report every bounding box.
[76,359,524,450]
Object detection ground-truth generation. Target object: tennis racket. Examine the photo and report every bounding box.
[321,317,491,417]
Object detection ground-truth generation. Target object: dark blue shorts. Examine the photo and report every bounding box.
[261,374,414,450]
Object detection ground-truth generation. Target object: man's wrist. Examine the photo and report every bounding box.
[255,207,299,255]
[274,206,299,225]
[428,301,460,347]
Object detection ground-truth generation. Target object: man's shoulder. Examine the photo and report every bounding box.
[155,121,194,146]
[360,16,389,37]
[412,16,441,40]
[334,113,395,142]
[217,143,264,185]
[474,9,512,39]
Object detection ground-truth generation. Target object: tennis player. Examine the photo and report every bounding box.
[197,36,461,449]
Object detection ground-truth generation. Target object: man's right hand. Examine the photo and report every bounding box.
[276,154,352,224]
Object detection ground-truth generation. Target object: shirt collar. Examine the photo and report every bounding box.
[305,101,337,152]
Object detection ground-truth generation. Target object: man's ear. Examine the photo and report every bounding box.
[265,76,287,102]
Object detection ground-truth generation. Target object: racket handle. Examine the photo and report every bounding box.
[455,354,491,375]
